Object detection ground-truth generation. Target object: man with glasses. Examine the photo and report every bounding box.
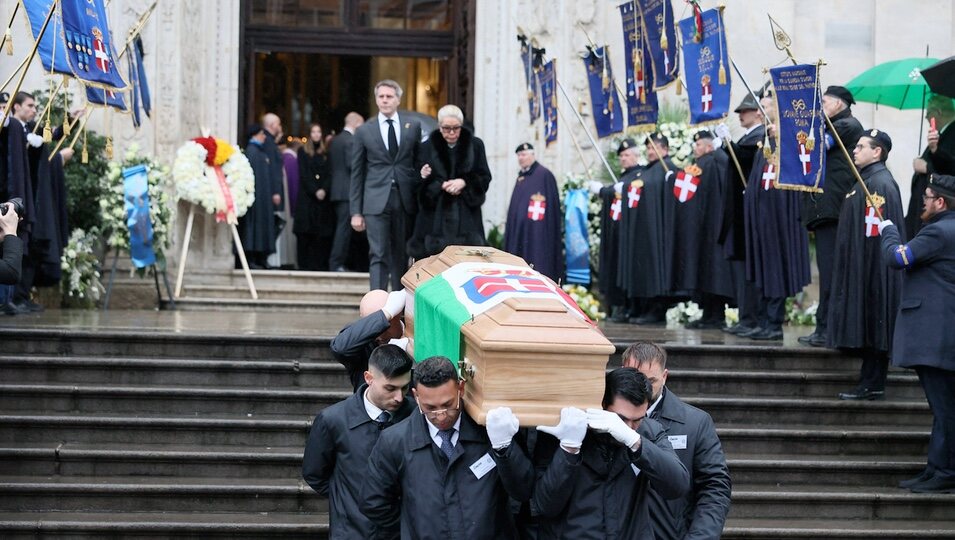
[529,368,689,539]
[361,355,534,539]
[302,344,415,538]
[828,129,905,400]
[877,174,955,493]
[909,95,955,238]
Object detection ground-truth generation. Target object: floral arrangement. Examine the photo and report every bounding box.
[786,294,818,326]
[100,143,172,271]
[60,228,104,309]
[172,136,255,223]
[562,283,606,321]
[666,300,704,327]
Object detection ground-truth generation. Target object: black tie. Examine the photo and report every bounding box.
[387,119,398,159]
[375,411,391,426]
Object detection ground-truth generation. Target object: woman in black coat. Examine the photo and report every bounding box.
[294,123,333,270]
[408,105,492,259]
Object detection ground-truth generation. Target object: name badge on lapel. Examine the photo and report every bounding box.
[470,453,497,479]
[668,435,688,450]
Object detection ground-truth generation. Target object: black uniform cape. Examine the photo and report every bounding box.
[504,161,563,282]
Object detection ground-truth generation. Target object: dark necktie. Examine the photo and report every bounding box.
[438,428,455,459]
[387,118,398,159]
[375,411,391,425]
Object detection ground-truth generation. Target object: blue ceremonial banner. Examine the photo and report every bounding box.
[123,164,156,268]
[127,36,152,126]
[519,36,541,125]
[678,8,731,125]
[636,0,679,89]
[60,0,128,90]
[539,60,558,146]
[564,189,591,285]
[85,85,128,112]
[770,64,826,193]
[618,2,659,130]
[21,0,72,75]
[582,47,623,138]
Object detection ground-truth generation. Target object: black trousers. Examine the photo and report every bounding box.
[737,279,761,329]
[296,233,330,271]
[364,186,410,291]
[916,365,955,480]
[328,201,352,271]
[758,296,786,331]
[13,252,36,303]
[813,223,838,334]
[858,348,889,391]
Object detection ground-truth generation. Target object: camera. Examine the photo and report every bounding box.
[0,198,24,218]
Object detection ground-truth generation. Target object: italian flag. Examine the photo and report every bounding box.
[413,263,591,365]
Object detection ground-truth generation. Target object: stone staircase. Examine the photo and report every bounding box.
[0,327,952,538]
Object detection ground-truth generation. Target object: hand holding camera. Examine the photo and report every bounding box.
[0,198,23,239]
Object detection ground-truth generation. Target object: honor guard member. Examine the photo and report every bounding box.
[587,141,633,321]
[302,344,415,539]
[909,96,955,238]
[800,86,864,347]
[530,368,689,539]
[828,129,905,400]
[361,356,535,540]
[504,143,563,282]
[625,342,732,539]
[879,173,955,493]
[331,289,407,391]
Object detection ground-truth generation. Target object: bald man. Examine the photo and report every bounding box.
[329,112,365,271]
[330,289,407,390]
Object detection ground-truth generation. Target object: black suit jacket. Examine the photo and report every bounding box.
[327,130,354,203]
[330,310,391,390]
[350,115,423,216]
[0,235,22,285]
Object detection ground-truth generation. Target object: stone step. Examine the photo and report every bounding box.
[717,425,929,456]
[729,485,955,521]
[162,297,360,313]
[0,356,350,389]
[193,269,369,290]
[684,396,930,427]
[0,384,349,416]
[0,414,310,447]
[0,511,328,539]
[607,342,857,371]
[667,368,922,399]
[0,476,326,514]
[723,518,955,539]
[727,454,926,487]
[181,284,364,302]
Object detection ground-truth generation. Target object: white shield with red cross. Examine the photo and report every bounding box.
[673,171,699,203]
[701,84,713,113]
[627,182,642,209]
[634,69,645,101]
[610,195,622,221]
[864,205,882,237]
[761,163,777,191]
[94,38,110,73]
[798,143,811,175]
[527,197,546,221]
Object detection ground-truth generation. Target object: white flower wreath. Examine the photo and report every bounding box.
[172,139,255,220]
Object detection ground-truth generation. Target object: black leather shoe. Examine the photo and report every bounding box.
[723,324,752,335]
[899,469,933,489]
[632,313,665,325]
[16,300,44,313]
[1,303,22,316]
[808,333,828,347]
[749,328,783,341]
[838,388,885,401]
[686,319,723,330]
[737,326,764,338]
[910,475,955,493]
[797,332,818,345]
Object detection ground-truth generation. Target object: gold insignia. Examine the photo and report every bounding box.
[531,192,546,202]
[622,141,629,149]
[631,180,644,189]
[870,129,878,137]
[685,164,703,177]
[796,131,808,144]
[866,192,886,209]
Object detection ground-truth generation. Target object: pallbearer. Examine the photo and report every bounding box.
[504,143,563,282]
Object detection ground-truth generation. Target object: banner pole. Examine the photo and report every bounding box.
[555,106,595,180]
[0,1,55,124]
[0,2,20,54]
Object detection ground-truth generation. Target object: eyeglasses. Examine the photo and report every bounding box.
[923,194,941,201]
[440,125,462,133]
[419,392,461,420]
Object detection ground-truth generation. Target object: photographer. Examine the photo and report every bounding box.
[0,199,23,286]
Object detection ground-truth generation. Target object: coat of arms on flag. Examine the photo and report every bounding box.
[864,193,886,238]
[673,164,702,203]
[610,193,622,221]
[627,180,644,208]
[796,131,812,175]
[527,193,546,221]
[701,74,713,112]
[761,163,777,191]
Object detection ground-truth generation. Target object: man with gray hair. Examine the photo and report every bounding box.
[350,80,423,290]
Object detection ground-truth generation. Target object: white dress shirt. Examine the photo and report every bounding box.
[426,413,462,447]
[363,389,387,422]
[378,112,401,151]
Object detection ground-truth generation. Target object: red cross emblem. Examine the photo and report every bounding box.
[864,205,882,237]
[673,171,699,203]
[761,163,776,191]
[701,84,713,113]
[627,182,642,209]
[798,143,811,175]
[634,69,645,102]
[94,39,110,73]
[610,195,622,221]
[527,196,546,221]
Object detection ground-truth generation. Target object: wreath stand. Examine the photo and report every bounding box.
[173,204,258,300]
[101,248,177,311]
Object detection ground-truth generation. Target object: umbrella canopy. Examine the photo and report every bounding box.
[921,56,955,100]
[845,57,939,110]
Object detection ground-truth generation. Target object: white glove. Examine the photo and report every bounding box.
[537,407,588,450]
[486,407,520,450]
[387,337,409,351]
[586,408,641,450]
[26,132,44,148]
[613,181,624,194]
[877,219,894,234]
[381,289,407,319]
[587,180,604,195]
[714,123,731,140]
[712,137,723,150]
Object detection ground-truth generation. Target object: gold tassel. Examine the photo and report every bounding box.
[105,137,113,160]
[676,78,683,95]
[763,146,772,159]
[805,135,815,151]
[602,73,610,92]
[4,28,11,56]
[63,114,71,137]
[42,119,52,143]
[660,34,668,51]
[718,61,727,85]
[81,146,89,164]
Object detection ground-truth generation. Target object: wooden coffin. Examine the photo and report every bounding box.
[401,246,614,427]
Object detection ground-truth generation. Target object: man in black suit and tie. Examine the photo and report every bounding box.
[328,112,364,272]
[351,80,423,290]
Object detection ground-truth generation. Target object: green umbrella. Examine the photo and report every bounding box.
[845,57,940,110]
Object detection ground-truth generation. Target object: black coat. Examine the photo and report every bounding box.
[408,128,491,259]
[503,162,563,282]
[0,117,35,248]
[0,235,22,285]
[881,211,955,372]
[927,123,955,177]
[302,383,415,540]
[530,418,689,540]
[721,125,765,260]
[907,126,955,239]
[827,162,905,352]
[598,184,624,302]
[647,389,732,540]
[802,108,864,230]
[27,141,69,286]
[360,409,535,540]
[330,310,391,391]
[238,142,278,255]
[262,132,285,199]
[618,159,672,299]
[293,149,333,236]
[327,131,355,203]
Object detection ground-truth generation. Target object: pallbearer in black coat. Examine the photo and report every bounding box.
[504,143,563,282]
[238,124,281,268]
[303,345,415,539]
[828,129,905,400]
